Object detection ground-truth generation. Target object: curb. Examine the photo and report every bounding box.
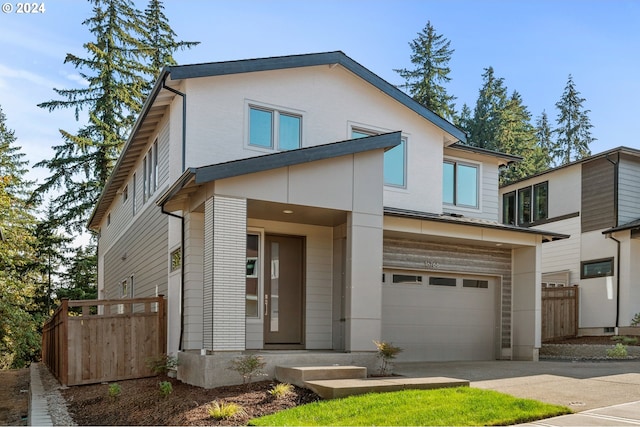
[28,363,53,426]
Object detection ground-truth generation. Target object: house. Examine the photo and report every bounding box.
[499,147,640,337]
[88,51,566,388]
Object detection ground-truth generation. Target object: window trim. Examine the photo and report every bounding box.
[351,126,408,188]
[246,101,303,152]
[143,140,158,202]
[503,181,549,226]
[581,257,614,279]
[443,158,480,209]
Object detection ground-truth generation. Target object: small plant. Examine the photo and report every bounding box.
[228,354,267,387]
[108,383,121,399]
[606,343,628,359]
[373,340,403,376]
[268,382,294,399]
[158,380,173,397]
[611,335,638,345]
[208,401,246,420]
[146,353,178,375]
[631,313,640,327]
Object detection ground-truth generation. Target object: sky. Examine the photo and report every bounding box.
[1,0,639,188]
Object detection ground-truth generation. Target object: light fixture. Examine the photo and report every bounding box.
[283,209,294,214]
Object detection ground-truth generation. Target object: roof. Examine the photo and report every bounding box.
[603,218,640,234]
[384,206,569,242]
[501,146,640,189]
[447,142,522,165]
[88,51,467,230]
[157,132,402,207]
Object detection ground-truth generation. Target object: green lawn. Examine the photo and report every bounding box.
[250,387,571,426]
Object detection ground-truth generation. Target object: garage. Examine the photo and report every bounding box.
[381,270,499,362]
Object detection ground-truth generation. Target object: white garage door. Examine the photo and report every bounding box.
[381,271,498,362]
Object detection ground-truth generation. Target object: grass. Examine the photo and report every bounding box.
[249,387,571,426]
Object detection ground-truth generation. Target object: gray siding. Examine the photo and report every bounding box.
[581,158,615,232]
[103,203,168,300]
[618,154,640,225]
[383,237,512,349]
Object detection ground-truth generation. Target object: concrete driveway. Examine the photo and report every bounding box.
[395,360,640,425]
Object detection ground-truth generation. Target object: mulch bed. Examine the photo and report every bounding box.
[62,377,319,426]
[546,335,640,345]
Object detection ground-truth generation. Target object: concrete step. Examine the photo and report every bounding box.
[304,376,470,399]
[275,365,367,388]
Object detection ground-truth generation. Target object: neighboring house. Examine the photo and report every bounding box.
[500,147,640,336]
[88,51,566,388]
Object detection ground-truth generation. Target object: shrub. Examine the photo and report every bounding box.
[108,383,121,399]
[631,313,640,327]
[208,401,246,420]
[146,353,178,375]
[228,354,267,386]
[159,381,173,398]
[611,335,638,345]
[373,340,403,376]
[606,343,628,359]
[268,382,294,399]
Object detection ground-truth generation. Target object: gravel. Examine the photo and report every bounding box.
[540,343,640,360]
[36,364,77,426]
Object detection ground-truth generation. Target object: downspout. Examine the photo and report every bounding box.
[161,74,187,351]
[605,153,621,329]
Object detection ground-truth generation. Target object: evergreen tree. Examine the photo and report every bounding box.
[554,74,594,165]
[454,103,473,133]
[0,106,42,368]
[535,110,556,168]
[466,67,508,150]
[143,0,199,85]
[394,21,456,120]
[497,92,547,184]
[57,245,98,304]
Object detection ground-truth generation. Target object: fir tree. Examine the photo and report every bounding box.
[57,245,98,304]
[395,21,456,120]
[466,67,508,150]
[535,110,556,168]
[33,0,150,232]
[0,106,42,368]
[554,74,594,165]
[143,0,199,85]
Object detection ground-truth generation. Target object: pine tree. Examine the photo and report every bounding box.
[497,92,547,184]
[33,0,150,232]
[57,245,98,304]
[143,0,199,85]
[394,21,456,120]
[535,110,556,168]
[554,74,595,165]
[466,67,508,150]
[0,106,42,368]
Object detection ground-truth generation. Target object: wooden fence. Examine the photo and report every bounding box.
[42,296,166,386]
[541,286,579,342]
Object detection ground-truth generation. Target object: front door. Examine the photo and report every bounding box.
[264,235,304,347]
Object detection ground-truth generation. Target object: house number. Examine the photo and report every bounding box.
[424,260,440,269]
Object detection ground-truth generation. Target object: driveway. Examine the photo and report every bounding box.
[395,360,640,425]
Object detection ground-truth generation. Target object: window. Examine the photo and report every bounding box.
[132,173,137,215]
[143,140,158,202]
[121,279,128,298]
[581,258,614,279]
[122,185,128,203]
[352,129,406,187]
[392,274,423,284]
[249,106,301,151]
[170,248,182,272]
[463,279,489,289]
[443,160,478,208]
[246,234,260,318]
[429,277,457,287]
[504,181,548,226]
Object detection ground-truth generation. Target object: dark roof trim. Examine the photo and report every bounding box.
[384,206,569,242]
[168,51,466,143]
[447,143,522,164]
[501,146,640,189]
[157,132,401,207]
[603,218,640,234]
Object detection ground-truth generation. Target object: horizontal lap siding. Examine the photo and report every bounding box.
[535,216,581,284]
[383,238,512,349]
[618,154,640,225]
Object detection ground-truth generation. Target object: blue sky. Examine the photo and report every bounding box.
[1,0,639,185]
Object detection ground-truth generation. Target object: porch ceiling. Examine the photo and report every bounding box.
[248,200,347,227]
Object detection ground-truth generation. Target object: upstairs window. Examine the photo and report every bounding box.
[143,140,158,202]
[352,129,406,187]
[503,181,548,225]
[581,258,614,279]
[249,106,301,151]
[443,160,478,208]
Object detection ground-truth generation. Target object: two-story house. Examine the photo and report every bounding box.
[500,147,640,337]
[88,51,566,388]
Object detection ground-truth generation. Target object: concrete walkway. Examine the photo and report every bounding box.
[28,363,53,426]
[396,360,640,426]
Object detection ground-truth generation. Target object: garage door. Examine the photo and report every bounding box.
[381,271,498,362]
